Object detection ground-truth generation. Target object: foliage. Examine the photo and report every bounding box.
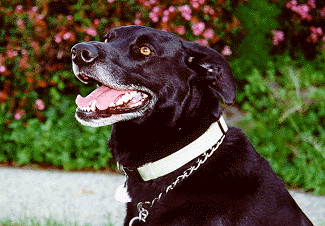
[232,0,325,76]
[238,56,325,195]
[0,95,112,170]
[0,0,325,193]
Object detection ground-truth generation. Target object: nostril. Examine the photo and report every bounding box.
[81,50,94,62]
[71,43,98,64]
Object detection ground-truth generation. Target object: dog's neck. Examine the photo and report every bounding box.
[122,116,227,182]
[109,110,223,168]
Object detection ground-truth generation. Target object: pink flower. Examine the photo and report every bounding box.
[308,27,323,43]
[291,4,312,20]
[308,0,316,8]
[191,0,205,8]
[7,49,18,58]
[310,26,323,36]
[152,6,160,13]
[134,19,142,25]
[0,65,7,73]
[203,5,214,15]
[321,7,325,17]
[178,5,192,21]
[14,110,25,120]
[108,0,114,3]
[162,16,169,23]
[175,26,186,35]
[94,19,101,26]
[309,33,318,43]
[35,99,45,111]
[222,45,232,56]
[149,12,159,23]
[286,0,297,9]
[86,28,97,36]
[203,28,214,39]
[168,6,175,13]
[162,10,169,22]
[191,2,200,9]
[15,5,23,13]
[17,19,24,26]
[63,32,72,40]
[192,22,205,36]
[272,30,284,45]
[21,49,27,56]
[67,15,73,21]
[316,27,323,36]
[55,34,62,43]
[196,39,208,46]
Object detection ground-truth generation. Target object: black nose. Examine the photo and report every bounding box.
[71,43,98,65]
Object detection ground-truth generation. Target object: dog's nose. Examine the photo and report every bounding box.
[71,43,98,64]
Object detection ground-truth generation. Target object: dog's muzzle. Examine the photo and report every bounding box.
[71,42,155,127]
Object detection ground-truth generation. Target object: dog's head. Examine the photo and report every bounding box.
[71,25,236,127]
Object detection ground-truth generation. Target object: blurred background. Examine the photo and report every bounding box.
[0,0,324,196]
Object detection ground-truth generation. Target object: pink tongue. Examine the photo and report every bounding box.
[75,85,128,110]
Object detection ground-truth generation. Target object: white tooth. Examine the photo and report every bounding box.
[122,93,132,102]
[91,101,96,111]
[131,102,142,107]
[130,91,138,97]
[121,95,128,103]
[116,98,124,106]
[109,102,116,107]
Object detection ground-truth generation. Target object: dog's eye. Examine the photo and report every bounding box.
[139,46,152,55]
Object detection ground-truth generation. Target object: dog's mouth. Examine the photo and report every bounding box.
[74,71,153,126]
[76,84,149,116]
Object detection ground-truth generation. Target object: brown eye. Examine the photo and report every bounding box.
[139,46,152,55]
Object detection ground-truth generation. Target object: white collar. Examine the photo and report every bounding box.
[120,116,228,182]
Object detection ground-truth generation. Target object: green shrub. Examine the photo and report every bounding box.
[1,95,113,170]
[238,57,325,195]
[1,0,325,194]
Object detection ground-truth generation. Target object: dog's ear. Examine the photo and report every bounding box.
[183,41,236,104]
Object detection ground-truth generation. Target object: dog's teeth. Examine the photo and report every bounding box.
[116,98,124,106]
[121,93,132,103]
[109,102,116,107]
[131,102,142,107]
[91,101,96,111]
[130,91,138,97]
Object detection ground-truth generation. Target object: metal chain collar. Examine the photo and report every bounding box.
[129,134,226,226]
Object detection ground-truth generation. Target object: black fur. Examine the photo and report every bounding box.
[71,25,313,225]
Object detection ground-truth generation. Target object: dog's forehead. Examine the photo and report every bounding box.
[106,25,180,43]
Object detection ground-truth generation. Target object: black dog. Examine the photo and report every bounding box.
[71,25,313,226]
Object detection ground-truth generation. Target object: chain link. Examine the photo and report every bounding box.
[128,134,226,225]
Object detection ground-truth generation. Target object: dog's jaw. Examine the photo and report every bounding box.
[75,110,147,127]
[72,62,157,127]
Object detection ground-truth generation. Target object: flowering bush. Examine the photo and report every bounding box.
[273,0,325,60]
[0,0,324,184]
[0,0,247,169]
[0,0,246,127]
